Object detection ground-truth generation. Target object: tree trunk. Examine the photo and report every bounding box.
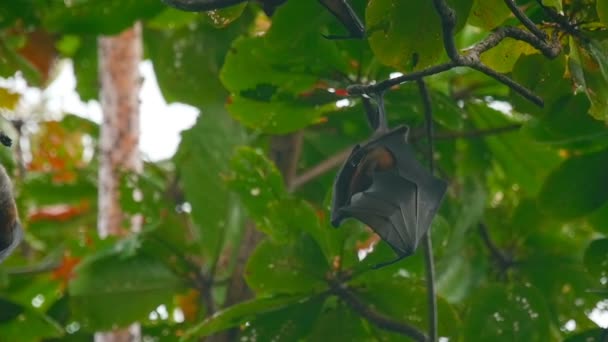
[95,22,142,342]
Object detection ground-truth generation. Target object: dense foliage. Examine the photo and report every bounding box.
[0,0,607,341]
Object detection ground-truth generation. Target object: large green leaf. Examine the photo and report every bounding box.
[0,298,63,341]
[467,102,561,195]
[68,239,183,330]
[538,149,608,220]
[464,284,551,341]
[174,110,245,264]
[182,294,322,340]
[468,0,511,29]
[569,38,608,121]
[523,94,608,148]
[366,0,472,71]
[145,14,251,108]
[511,54,569,115]
[245,236,328,295]
[238,295,325,341]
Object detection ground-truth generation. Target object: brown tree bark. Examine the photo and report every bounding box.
[95,23,143,342]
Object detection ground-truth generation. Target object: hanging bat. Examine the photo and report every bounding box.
[331,126,447,268]
[161,0,365,39]
[0,165,21,263]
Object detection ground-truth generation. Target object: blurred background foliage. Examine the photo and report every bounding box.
[0,0,607,341]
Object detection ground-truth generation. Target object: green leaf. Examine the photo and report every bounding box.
[220,18,346,134]
[245,236,328,295]
[69,240,183,330]
[229,146,286,206]
[569,38,608,121]
[182,294,321,340]
[203,4,246,28]
[464,284,551,341]
[307,300,371,340]
[72,36,98,101]
[174,110,245,265]
[239,295,325,341]
[541,0,562,11]
[0,298,63,341]
[145,15,251,108]
[583,238,608,287]
[467,102,561,196]
[480,38,537,73]
[511,53,569,115]
[367,0,472,71]
[522,94,608,148]
[468,0,511,29]
[538,149,608,220]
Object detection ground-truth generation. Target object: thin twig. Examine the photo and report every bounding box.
[330,280,428,341]
[417,79,437,342]
[288,147,352,192]
[503,0,547,40]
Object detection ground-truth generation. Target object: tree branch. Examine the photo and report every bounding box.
[503,0,547,40]
[330,280,428,341]
[417,79,437,342]
[350,0,562,108]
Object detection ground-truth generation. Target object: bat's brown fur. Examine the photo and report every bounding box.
[349,147,396,196]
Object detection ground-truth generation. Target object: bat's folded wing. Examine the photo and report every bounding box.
[339,171,419,256]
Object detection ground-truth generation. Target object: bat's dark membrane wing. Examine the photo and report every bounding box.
[339,171,419,255]
[415,177,447,242]
[318,0,365,39]
[0,223,22,263]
